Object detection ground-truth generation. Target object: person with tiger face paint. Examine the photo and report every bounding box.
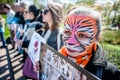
[60,6,107,79]
[60,6,120,80]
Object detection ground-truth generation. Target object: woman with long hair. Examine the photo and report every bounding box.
[42,2,64,51]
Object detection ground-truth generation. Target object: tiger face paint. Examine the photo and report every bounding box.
[63,15,97,57]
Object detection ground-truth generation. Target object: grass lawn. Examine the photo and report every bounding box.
[99,42,120,69]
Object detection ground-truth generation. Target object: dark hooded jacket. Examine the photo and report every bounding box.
[85,44,120,80]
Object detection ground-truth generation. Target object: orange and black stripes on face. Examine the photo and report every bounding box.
[63,15,98,52]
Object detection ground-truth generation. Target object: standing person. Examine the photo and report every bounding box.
[13,2,28,56]
[3,4,15,49]
[13,2,27,26]
[16,5,44,80]
[34,2,64,80]
[0,15,6,48]
[42,2,64,51]
[59,6,120,80]
[16,2,64,52]
[12,2,27,28]
[17,2,64,80]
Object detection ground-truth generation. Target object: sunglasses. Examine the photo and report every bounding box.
[42,9,50,15]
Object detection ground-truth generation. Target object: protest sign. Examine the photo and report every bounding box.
[39,42,100,80]
[28,32,46,65]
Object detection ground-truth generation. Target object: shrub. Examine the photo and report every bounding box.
[2,15,10,39]
[99,43,120,69]
[100,29,120,45]
[99,28,120,69]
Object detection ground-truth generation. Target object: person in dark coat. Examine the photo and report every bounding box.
[42,2,64,51]
[59,6,120,80]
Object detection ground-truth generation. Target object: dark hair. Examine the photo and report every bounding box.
[3,4,11,10]
[28,5,39,18]
[36,9,43,23]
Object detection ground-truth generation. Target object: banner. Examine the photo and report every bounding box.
[39,42,100,80]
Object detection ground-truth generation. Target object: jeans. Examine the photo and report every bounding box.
[0,32,6,47]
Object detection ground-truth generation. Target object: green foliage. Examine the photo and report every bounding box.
[0,0,13,4]
[109,1,120,26]
[0,0,7,3]
[99,28,120,69]
[99,43,120,69]
[63,3,73,14]
[4,24,10,39]
[33,0,44,9]
[64,0,95,15]
[100,29,120,45]
[2,15,10,39]
[76,0,95,6]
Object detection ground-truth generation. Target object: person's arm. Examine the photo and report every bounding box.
[1,18,5,26]
[7,13,15,25]
[0,17,5,27]
[15,39,30,48]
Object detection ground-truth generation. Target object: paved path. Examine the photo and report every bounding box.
[0,42,27,80]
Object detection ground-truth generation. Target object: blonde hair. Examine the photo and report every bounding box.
[48,2,63,31]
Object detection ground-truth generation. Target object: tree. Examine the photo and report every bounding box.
[111,0,120,28]
[76,0,95,6]
[0,0,13,4]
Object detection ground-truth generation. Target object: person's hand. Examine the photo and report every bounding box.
[19,29,24,34]
[33,61,41,72]
[16,39,23,47]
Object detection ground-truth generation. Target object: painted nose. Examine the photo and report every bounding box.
[67,34,79,45]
